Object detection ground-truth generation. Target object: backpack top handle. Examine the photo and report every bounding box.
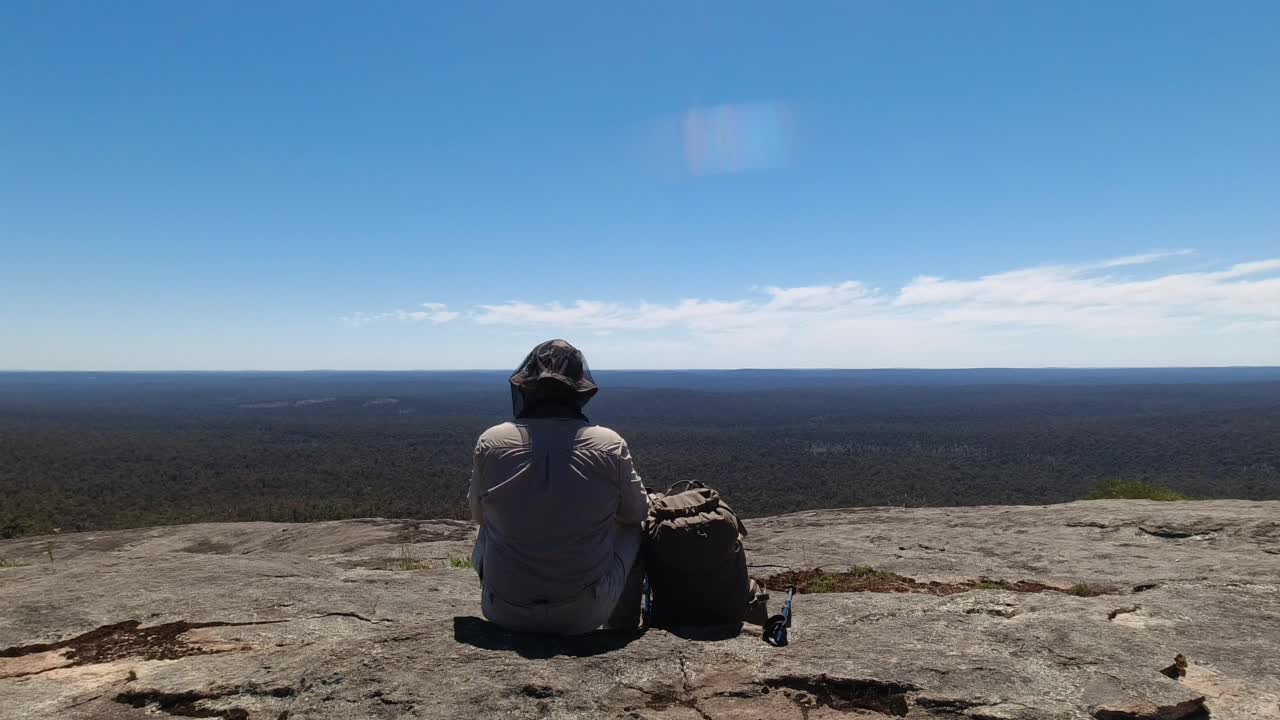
[664,479,707,495]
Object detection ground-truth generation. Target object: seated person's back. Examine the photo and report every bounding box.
[468,340,647,635]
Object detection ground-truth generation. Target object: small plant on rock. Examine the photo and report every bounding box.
[1066,582,1109,597]
[385,544,432,571]
[805,572,842,594]
[1085,480,1190,501]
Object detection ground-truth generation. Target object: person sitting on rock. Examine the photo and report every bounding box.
[467,339,648,634]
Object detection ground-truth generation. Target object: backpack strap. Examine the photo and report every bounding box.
[664,480,706,495]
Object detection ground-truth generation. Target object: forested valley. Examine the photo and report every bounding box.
[2,371,1278,539]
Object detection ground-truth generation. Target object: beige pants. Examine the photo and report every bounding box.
[472,525,643,635]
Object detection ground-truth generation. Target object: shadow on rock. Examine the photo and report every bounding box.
[663,623,744,641]
[452,616,643,658]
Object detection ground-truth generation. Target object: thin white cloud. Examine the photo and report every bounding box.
[408,302,461,324]
[762,280,876,310]
[344,302,459,328]
[895,256,1280,324]
[472,299,755,332]
[1212,259,1280,280]
[467,254,1280,335]
[1081,249,1194,270]
[346,252,1280,366]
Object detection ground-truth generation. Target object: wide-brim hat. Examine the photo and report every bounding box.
[509,339,598,412]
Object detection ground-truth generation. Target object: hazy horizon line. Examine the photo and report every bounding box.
[3,366,1279,374]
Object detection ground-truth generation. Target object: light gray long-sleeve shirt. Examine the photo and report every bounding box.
[467,419,648,605]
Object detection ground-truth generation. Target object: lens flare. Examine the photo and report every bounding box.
[682,101,792,176]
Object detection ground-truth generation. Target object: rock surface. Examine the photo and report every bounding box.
[1,500,1278,720]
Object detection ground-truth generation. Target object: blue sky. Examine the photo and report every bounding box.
[2,2,1277,369]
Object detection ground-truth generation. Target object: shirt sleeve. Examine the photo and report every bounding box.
[615,438,649,526]
[467,439,486,525]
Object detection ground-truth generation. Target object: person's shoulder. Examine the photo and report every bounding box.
[477,422,521,447]
[576,424,627,452]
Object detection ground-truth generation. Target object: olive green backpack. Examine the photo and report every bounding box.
[643,481,768,627]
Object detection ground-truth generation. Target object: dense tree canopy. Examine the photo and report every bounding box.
[2,373,1278,539]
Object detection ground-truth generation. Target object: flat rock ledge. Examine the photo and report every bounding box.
[1,500,1278,719]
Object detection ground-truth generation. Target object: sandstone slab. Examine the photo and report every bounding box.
[1,501,1277,719]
